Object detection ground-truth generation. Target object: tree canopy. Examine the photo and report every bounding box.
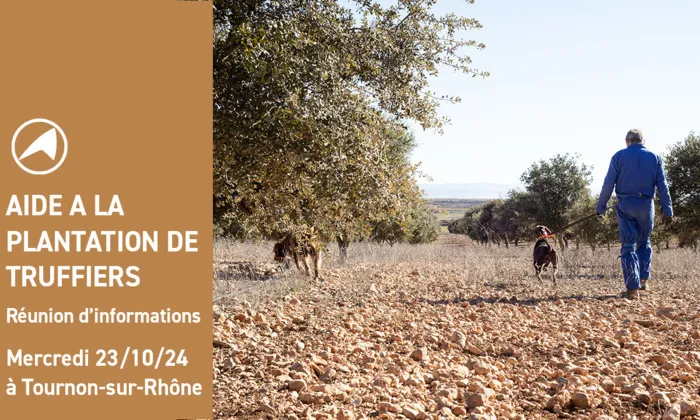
[519,153,593,232]
[449,138,700,251]
[665,131,700,248]
[449,154,604,249]
[213,0,487,247]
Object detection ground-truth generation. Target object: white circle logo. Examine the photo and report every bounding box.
[11,118,68,175]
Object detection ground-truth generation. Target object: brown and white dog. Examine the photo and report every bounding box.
[533,225,557,283]
[273,232,322,280]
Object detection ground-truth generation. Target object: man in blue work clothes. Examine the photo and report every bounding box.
[596,129,673,300]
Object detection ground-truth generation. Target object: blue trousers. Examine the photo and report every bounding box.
[616,197,654,291]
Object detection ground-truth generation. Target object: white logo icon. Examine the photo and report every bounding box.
[12,118,68,175]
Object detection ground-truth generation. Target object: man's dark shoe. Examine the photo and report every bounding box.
[621,289,640,300]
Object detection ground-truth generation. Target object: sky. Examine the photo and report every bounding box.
[410,0,700,192]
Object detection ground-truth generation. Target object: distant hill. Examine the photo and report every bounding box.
[419,183,518,199]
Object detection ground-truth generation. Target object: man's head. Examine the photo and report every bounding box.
[625,129,645,146]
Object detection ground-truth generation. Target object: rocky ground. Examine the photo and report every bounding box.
[212,236,700,420]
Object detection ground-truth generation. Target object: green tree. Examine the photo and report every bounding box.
[568,194,602,250]
[519,154,593,248]
[213,0,487,246]
[476,201,500,245]
[449,193,534,247]
[664,131,700,250]
[650,201,673,252]
[501,191,535,246]
[566,194,618,250]
[598,196,620,250]
[370,212,408,246]
[407,204,441,244]
[453,201,508,246]
[330,124,425,260]
[370,198,440,246]
[448,206,486,244]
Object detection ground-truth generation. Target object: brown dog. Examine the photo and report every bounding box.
[273,233,322,280]
[533,225,557,283]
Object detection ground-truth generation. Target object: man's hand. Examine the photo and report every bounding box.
[596,211,605,220]
[662,214,673,225]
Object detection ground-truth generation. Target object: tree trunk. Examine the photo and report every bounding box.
[337,237,348,263]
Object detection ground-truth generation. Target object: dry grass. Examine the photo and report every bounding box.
[214,234,700,306]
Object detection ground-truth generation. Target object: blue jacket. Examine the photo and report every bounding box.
[596,143,673,216]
